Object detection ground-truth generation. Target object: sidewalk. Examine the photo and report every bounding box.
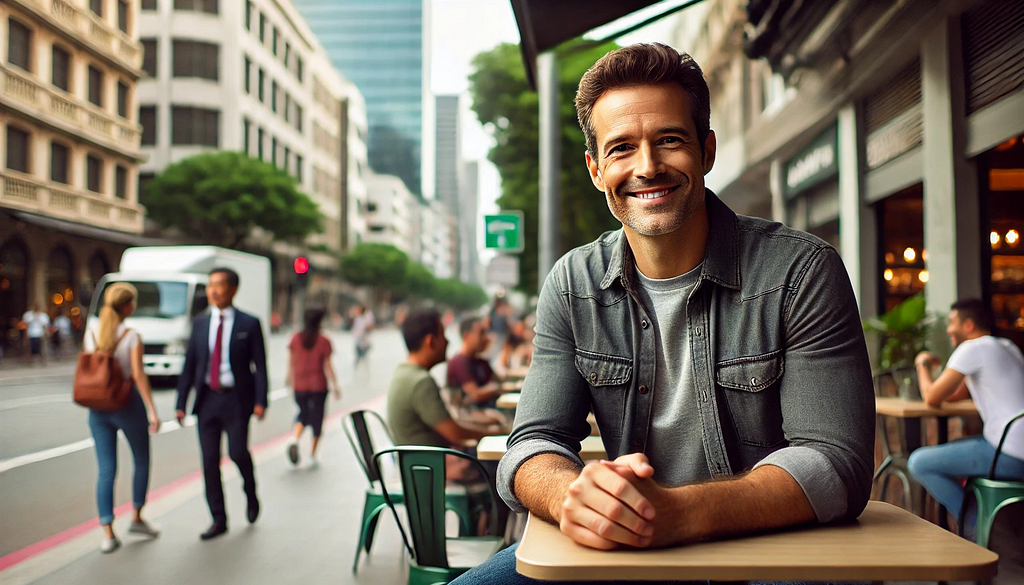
[0,395,412,585]
[0,355,77,381]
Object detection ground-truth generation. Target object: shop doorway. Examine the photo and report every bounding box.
[876,184,926,314]
[980,134,1024,349]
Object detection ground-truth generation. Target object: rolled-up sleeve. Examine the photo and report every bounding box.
[497,259,594,513]
[773,247,875,523]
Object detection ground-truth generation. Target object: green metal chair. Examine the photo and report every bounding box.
[374,446,506,585]
[343,411,472,573]
[958,408,1024,548]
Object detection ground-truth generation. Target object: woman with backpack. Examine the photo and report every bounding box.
[285,307,340,467]
[83,282,161,552]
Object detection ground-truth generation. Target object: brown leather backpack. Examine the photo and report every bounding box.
[73,330,133,411]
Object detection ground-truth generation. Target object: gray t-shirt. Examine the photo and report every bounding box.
[634,263,710,486]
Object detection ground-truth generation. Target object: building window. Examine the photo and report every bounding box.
[173,0,217,14]
[257,68,265,102]
[257,127,265,159]
[88,65,103,107]
[139,105,157,145]
[142,0,157,10]
[272,27,278,55]
[295,154,303,182]
[90,0,103,16]
[138,171,155,202]
[243,117,251,154]
[51,142,70,184]
[172,40,218,80]
[115,165,128,199]
[7,19,31,72]
[244,1,252,30]
[283,93,290,122]
[283,42,290,66]
[118,0,129,33]
[51,45,71,92]
[295,56,303,83]
[171,106,219,146]
[259,13,266,43]
[271,137,277,166]
[877,184,925,313]
[283,146,290,172]
[87,154,103,193]
[6,126,30,173]
[295,104,302,132]
[117,81,129,118]
[243,56,250,94]
[271,80,277,112]
[142,39,157,77]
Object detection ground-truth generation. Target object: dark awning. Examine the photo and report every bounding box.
[511,0,664,86]
[5,210,173,246]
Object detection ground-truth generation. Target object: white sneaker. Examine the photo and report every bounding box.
[308,454,319,469]
[100,536,121,554]
[128,520,160,538]
[287,442,300,466]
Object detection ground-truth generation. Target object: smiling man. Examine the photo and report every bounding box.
[452,44,874,585]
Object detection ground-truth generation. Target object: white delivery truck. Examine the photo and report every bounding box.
[87,246,271,385]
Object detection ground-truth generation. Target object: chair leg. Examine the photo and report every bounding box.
[353,496,389,573]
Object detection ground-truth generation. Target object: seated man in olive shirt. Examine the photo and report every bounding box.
[386,309,494,461]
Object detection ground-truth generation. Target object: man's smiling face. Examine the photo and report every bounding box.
[586,83,715,238]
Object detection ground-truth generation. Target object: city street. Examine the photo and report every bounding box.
[0,327,411,559]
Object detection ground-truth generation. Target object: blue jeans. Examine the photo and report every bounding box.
[908,436,1024,519]
[451,543,864,585]
[88,391,150,526]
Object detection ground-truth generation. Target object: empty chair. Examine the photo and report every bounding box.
[343,410,472,573]
[374,446,506,585]
[959,408,1024,548]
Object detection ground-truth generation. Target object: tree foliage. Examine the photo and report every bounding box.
[339,243,487,311]
[468,40,622,294]
[143,151,322,248]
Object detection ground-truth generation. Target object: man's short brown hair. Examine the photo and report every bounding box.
[574,43,710,158]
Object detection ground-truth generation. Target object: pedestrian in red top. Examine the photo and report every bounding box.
[285,308,340,467]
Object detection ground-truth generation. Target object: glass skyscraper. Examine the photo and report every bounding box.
[295,0,424,196]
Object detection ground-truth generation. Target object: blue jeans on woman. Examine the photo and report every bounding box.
[88,391,150,526]
[908,435,1024,520]
[451,543,865,585]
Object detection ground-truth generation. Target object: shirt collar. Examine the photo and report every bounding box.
[599,188,741,292]
[211,306,235,321]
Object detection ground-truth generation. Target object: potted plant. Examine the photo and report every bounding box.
[863,293,932,400]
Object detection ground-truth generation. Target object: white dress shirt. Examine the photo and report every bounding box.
[207,306,236,388]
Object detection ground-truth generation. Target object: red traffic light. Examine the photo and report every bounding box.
[294,257,309,274]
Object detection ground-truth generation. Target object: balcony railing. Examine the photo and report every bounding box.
[0,170,144,233]
[13,0,142,72]
[1,64,141,153]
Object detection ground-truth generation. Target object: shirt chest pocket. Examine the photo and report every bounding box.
[716,350,785,448]
[575,349,632,437]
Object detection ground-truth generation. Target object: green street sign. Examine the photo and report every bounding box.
[484,212,524,253]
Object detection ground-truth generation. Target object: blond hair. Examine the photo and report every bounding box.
[96,282,137,351]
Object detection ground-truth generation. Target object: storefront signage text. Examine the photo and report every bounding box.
[785,124,838,199]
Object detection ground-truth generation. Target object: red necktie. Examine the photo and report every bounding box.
[210,315,223,390]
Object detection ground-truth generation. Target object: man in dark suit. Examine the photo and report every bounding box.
[176,267,268,540]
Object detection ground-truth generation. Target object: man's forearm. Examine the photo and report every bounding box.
[513,453,582,523]
[666,464,816,543]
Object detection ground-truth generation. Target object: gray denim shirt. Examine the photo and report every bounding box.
[497,190,875,524]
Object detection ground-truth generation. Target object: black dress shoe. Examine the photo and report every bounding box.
[247,498,260,524]
[200,522,228,541]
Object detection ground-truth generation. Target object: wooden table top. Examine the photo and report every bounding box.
[875,397,978,418]
[500,380,525,392]
[477,434,606,462]
[515,501,998,582]
[497,392,520,409]
[504,365,531,380]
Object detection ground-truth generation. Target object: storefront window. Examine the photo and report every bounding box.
[982,134,1024,348]
[877,184,926,313]
[0,238,29,352]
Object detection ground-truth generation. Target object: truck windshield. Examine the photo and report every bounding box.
[93,281,190,319]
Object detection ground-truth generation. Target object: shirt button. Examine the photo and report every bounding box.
[638,384,648,395]
[641,319,649,329]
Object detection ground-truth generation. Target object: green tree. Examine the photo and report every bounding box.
[339,243,410,296]
[143,151,322,248]
[468,40,621,294]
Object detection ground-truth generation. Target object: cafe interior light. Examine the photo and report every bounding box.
[1007,229,1020,245]
[903,247,917,263]
[918,270,929,283]
[991,231,1001,247]
[52,293,64,305]
[883,269,894,281]
[921,249,928,262]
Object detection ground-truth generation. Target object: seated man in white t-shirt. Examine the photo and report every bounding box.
[908,298,1024,532]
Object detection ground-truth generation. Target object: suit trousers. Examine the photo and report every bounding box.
[197,390,257,522]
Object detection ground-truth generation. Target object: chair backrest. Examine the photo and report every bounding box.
[343,410,394,486]
[373,446,500,569]
[989,408,1024,479]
